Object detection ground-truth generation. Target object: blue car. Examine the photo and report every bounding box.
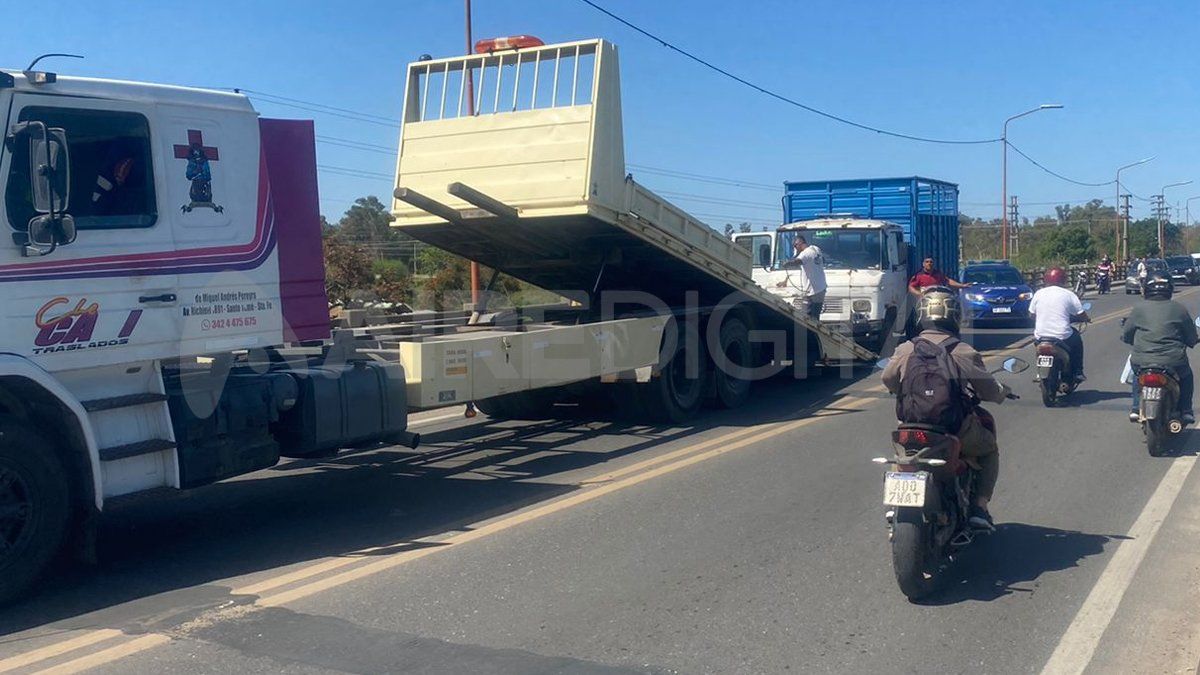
[958,261,1033,326]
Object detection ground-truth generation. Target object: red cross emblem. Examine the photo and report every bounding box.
[173,129,219,161]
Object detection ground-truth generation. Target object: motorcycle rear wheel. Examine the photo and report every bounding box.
[1145,418,1168,457]
[1041,379,1058,407]
[892,515,938,601]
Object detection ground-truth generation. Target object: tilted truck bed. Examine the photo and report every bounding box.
[390,39,874,363]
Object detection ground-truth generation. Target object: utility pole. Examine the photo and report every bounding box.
[1120,194,1131,263]
[1008,196,1020,257]
[1154,194,1167,256]
[465,0,481,308]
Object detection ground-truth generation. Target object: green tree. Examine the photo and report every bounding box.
[1037,226,1094,264]
[370,258,413,306]
[322,228,374,307]
[335,196,397,245]
[1127,218,1161,257]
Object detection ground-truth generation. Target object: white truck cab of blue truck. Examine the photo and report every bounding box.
[734,177,960,351]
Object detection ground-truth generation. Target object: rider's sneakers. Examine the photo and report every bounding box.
[1184,411,1196,425]
[1129,411,1140,423]
[968,505,995,531]
[1074,373,1087,383]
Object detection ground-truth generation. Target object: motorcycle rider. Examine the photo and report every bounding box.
[1096,255,1114,293]
[1030,267,1090,383]
[1122,273,1198,424]
[882,287,1012,530]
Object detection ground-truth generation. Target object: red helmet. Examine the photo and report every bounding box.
[1044,267,1067,286]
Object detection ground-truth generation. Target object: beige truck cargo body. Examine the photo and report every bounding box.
[389,38,874,364]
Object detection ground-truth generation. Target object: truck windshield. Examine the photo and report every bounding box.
[962,268,1024,285]
[776,229,882,270]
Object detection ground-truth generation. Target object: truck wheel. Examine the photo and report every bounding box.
[0,423,70,605]
[638,334,706,423]
[713,318,752,409]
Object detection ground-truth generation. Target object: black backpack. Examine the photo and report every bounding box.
[896,337,968,431]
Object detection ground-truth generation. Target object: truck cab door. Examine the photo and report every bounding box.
[0,94,179,368]
[884,230,907,311]
[733,232,780,290]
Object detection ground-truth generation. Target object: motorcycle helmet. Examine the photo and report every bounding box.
[1044,267,1067,287]
[916,286,962,334]
[1144,273,1173,299]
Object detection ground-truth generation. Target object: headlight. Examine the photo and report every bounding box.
[1018,292,1032,300]
[852,299,872,312]
[964,293,984,302]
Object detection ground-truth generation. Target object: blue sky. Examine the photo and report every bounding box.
[12,0,1199,226]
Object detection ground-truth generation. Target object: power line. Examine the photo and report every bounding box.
[318,165,393,181]
[237,88,401,124]
[657,191,778,210]
[628,163,778,190]
[317,137,396,155]
[243,95,401,128]
[578,0,1000,145]
[317,135,396,152]
[1005,141,1115,187]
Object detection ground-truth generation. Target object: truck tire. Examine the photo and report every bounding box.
[0,422,71,605]
[637,333,706,423]
[713,318,752,409]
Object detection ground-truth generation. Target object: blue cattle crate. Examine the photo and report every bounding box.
[782,177,960,277]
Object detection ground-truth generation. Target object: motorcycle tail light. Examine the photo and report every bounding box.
[1037,343,1057,356]
[1140,372,1168,387]
[897,429,929,445]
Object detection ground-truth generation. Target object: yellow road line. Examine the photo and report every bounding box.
[0,630,123,673]
[31,634,170,675]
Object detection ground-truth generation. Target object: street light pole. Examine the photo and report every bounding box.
[1116,156,1154,263]
[1002,104,1063,260]
[1186,195,1200,230]
[1160,180,1193,255]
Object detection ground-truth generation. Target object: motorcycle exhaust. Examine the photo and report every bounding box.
[1169,419,1184,434]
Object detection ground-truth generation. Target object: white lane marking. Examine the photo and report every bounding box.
[1041,454,1199,675]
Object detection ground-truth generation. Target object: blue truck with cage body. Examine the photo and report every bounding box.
[732,177,959,351]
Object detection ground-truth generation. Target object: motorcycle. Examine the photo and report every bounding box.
[1133,315,1200,456]
[1034,302,1093,407]
[1136,367,1183,457]
[1096,267,1112,295]
[1074,271,1088,297]
[873,356,1026,601]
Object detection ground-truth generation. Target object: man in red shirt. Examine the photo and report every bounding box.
[904,257,971,338]
[908,256,971,298]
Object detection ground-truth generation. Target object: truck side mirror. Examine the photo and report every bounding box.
[28,213,76,248]
[8,122,74,256]
[29,127,71,214]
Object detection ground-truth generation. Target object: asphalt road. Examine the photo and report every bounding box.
[3,289,1200,674]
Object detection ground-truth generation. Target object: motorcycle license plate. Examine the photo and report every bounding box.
[992,306,1012,314]
[1143,387,1163,401]
[1037,355,1054,368]
[884,472,927,507]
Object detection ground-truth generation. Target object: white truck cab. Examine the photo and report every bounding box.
[734,217,909,350]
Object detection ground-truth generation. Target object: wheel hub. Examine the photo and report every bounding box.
[0,466,34,555]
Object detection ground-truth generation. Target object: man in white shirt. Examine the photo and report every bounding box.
[1029,266,1091,382]
[780,235,827,319]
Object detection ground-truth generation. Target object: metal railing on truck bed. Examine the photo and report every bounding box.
[389,39,875,363]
